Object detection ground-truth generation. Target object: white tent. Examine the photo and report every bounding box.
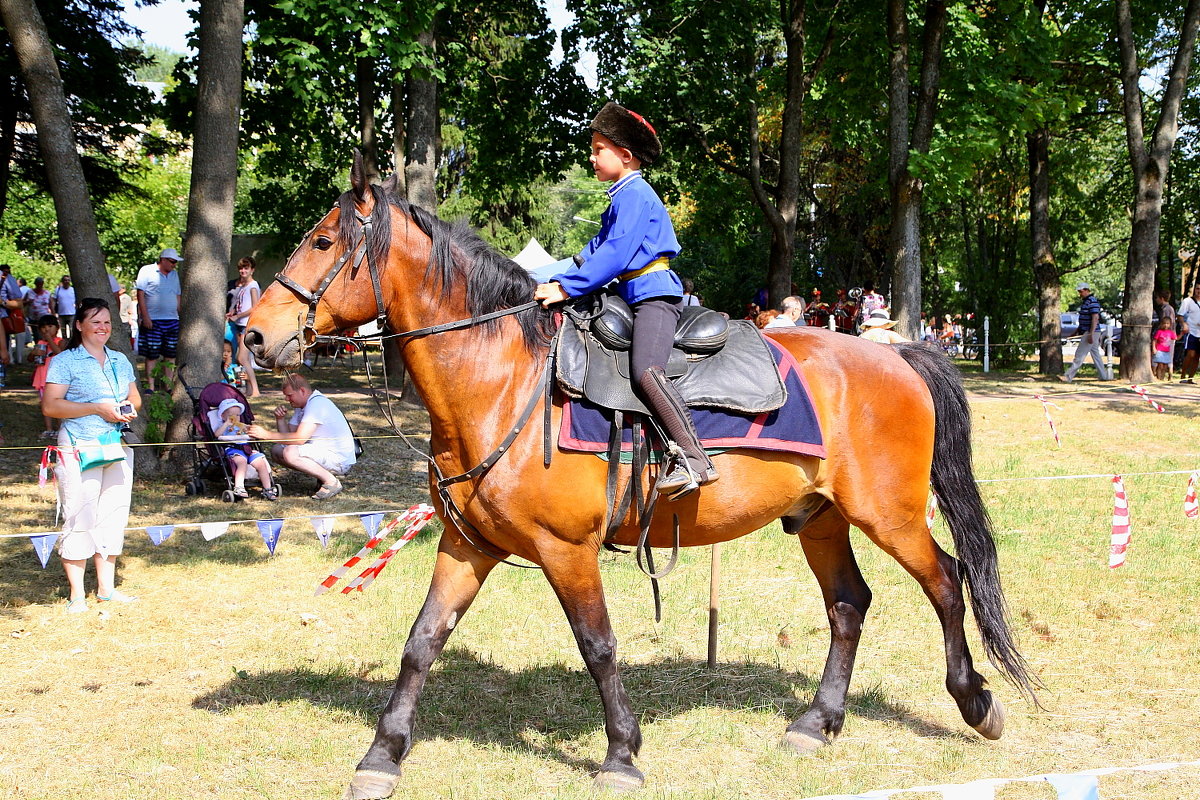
[512,238,556,270]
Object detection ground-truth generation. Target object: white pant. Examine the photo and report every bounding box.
[54,430,134,560]
[1066,335,1109,380]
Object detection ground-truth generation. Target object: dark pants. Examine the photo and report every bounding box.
[630,297,681,384]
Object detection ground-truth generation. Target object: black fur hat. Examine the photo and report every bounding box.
[589,102,662,166]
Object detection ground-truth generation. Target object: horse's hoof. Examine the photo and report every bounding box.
[593,767,645,791]
[342,769,401,800]
[972,695,1006,740]
[782,730,827,754]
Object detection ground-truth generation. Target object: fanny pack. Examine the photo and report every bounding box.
[70,429,125,471]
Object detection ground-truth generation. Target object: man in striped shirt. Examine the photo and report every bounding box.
[1060,283,1111,382]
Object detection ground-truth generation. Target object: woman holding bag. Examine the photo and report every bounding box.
[41,297,141,613]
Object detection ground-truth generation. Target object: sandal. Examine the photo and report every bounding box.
[67,599,89,613]
[96,590,137,603]
[261,487,278,501]
[233,486,249,499]
[311,480,343,501]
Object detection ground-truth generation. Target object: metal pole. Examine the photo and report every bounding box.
[708,543,720,668]
[983,316,990,373]
[1105,329,1114,379]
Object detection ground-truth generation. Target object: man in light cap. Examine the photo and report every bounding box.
[135,248,183,392]
[1061,283,1110,382]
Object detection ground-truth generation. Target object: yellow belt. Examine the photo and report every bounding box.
[618,257,670,282]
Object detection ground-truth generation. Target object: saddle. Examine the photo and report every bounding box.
[556,293,786,415]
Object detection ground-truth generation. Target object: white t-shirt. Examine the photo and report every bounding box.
[52,285,76,315]
[764,315,796,328]
[1179,297,1200,333]
[289,391,357,469]
[228,280,261,322]
[136,263,182,320]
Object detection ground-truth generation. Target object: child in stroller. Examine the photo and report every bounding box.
[212,397,277,500]
[184,378,279,502]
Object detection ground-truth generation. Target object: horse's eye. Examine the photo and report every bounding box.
[313,235,334,251]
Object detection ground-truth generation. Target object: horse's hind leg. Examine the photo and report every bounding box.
[345,537,497,800]
[783,507,872,753]
[864,523,1005,740]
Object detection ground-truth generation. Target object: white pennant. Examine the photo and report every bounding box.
[200,521,231,541]
[310,515,336,547]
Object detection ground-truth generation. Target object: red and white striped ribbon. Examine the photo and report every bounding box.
[38,447,59,487]
[314,515,404,595]
[1128,384,1165,413]
[1033,395,1061,447]
[926,493,938,530]
[341,504,437,593]
[1184,471,1199,520]
[1109,475,1131,569]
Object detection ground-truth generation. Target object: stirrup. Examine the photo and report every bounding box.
[655,444,700,499]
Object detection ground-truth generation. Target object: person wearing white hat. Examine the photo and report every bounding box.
[1060,283,1110,382]
[135,248,183,393]
[859,309,909,344]
[212,397,277,500]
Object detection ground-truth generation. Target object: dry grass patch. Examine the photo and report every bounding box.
[1,366,1199,798]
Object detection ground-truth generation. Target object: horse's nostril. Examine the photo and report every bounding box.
[243,328,263,353]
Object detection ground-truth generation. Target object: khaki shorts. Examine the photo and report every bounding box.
[296,442,350,476]
[54,430,134,560]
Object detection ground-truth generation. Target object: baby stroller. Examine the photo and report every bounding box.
[182,377,280,502]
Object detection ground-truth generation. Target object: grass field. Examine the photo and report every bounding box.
[1,357,1198,800]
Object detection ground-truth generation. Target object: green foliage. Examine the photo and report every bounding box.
[132,43,183,84]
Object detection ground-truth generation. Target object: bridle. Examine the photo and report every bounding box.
[271,201,548,569]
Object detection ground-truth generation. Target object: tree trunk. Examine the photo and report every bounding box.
[1028,127,1062,374]
[167,0,244,446]
[0,73,16,220]
[356,55,380,184]
[405,28,438,211]
[391,76,407,195]
[0,0,113,308]
[887,0,947,341]
[1115,0,1200,382]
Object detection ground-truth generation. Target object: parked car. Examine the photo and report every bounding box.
[1060,311,1121,354]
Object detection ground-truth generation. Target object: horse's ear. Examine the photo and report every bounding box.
[350,149,367,202]
[381,171,399,197]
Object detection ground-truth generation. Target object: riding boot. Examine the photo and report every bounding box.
[638,366,718,499]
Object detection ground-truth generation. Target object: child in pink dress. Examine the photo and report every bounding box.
[31,315,64,438]
[1152,316,1178,382]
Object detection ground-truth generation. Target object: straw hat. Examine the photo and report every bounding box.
[861,309,897,329]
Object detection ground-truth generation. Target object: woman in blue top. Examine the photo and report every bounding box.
[42,297,141,613]
[535,103,717,498]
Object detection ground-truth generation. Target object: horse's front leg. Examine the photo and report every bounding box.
[345,534,498,800]
[540,546,644,790]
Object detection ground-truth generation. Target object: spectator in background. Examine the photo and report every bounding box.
[1152,316,1178,382]
[1178,283,1200,384]
[26,276,52,322]
[680,277,702,307]
[1,265,23,374]
[859,309,908,344]
[41,297,141,612]
[859,283,886,320]
[119,284,138,350]
[32,315,64,437]
[136,248,183,393]
[832,289,857,334]
[1060,283,1110,382]
[248,374,357,500]
[804,288,830,328]
[1154,287,1175,331]
[755,309,780,328]
[51,274,76,339]
[226,256,262,396]
[765,296,806,328]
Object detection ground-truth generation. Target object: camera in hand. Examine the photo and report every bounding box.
[118,402,135,417]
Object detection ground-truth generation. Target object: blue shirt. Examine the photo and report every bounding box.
[551,172,683,304]
[1078,295,1102,334]
[45,346,136,440]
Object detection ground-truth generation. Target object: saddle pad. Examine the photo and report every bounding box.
[556,317,786,415]
[559,339,826,459]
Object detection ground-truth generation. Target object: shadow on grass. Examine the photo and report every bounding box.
[191,647,975,774]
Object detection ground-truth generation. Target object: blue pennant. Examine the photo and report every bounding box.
[30,534,57,569]
[146,525,174,546]
[359,512,385,538]
[257,518,284,555]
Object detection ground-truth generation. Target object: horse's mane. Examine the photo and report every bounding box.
[336,184,555,351]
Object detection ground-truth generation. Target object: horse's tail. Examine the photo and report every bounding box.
[893,343,1042,703]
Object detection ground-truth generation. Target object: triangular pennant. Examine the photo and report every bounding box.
[1045,773,1100,800]
[359,512,385,538]
[310,516,335,548]
[146,525,175,546]
[257,518,284,555]
[30,534,57,568]
[200,521,230,541]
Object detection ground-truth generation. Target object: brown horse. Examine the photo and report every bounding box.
[245,159,1037,799]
